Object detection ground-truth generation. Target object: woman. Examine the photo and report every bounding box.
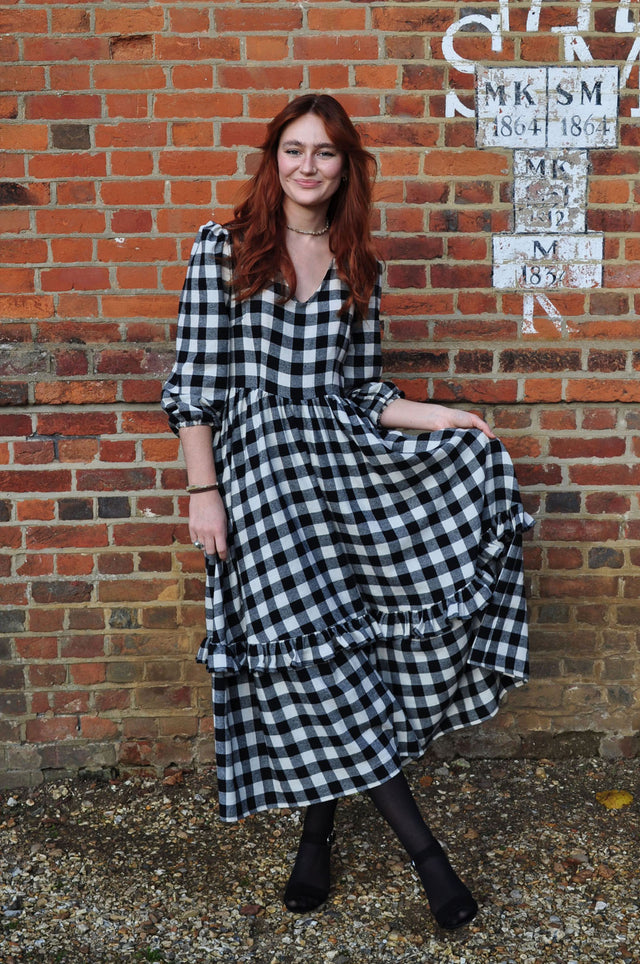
[162,94,532,931]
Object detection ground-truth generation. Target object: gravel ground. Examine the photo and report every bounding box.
[1,757,638,964]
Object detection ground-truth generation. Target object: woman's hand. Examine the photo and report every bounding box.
[379,399,495,439]
[189,489,229,560]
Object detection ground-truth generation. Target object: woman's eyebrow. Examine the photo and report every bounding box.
[280,139,337,149]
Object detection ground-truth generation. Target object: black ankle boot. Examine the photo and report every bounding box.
[283,830,335,913]
[412,838,478,931]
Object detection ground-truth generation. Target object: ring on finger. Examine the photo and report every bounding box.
[193,540,204,550]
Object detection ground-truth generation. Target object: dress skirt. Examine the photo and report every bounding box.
[206,420,532,822]
[213,619,513,822]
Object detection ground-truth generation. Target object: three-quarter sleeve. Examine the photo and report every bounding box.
[161,222,231,436]
[342,268,403,424]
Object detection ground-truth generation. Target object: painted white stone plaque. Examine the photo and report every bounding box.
[476,66,619,150]
[493,233,604,289]
[476,66,547,148]
[513,150,589,233]
[547,66,619,148]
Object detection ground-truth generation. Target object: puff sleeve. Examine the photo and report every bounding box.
[161,222,231,437]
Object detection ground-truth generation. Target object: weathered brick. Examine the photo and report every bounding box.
[31,581,93,605]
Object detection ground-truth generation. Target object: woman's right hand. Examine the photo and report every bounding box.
[189,489,228,560]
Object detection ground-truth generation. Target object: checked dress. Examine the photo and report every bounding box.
[162,222,534,822]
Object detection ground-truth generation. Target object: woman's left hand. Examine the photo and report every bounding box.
[379,399,495,439]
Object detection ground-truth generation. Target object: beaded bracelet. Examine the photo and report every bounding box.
[186,482,219,494]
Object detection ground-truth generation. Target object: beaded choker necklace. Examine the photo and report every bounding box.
[286,220,329,237]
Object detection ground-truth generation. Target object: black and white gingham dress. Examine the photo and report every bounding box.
[162,222,533,822]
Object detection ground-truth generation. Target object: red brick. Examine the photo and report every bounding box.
[386,208,425,234]
[16,637,59,661]
[97,578,178,603]
[96,689,131,713]
[122,379,164,403]
[587,494,631,515]
[169,7,210,33]
[539,575,620,599]
[50,238,93,264]
[430,264,492,289]
[59,636,105,660]
[138,497,174,517]
[572,463,640,487]
[99,440,137,463]
[26,94,101,120]
[68,609,105,632]
[25,717,78,743]
[69,663,106,686]
[36,209,106,235]
[27,525,108,550]
[31,580,93,604]
[355,65,399,89]
[95,122,167,150]
[157,36,240,62]
[549,437,626,460]
[547,548,583,570]
[30,610,65,632]
[35,381,117,406]
[0,9,48,33]
[117,266,158,290]
[170,180,212,206]
[0,470,72,493]
[387,264,427,289]
[566,380,640,403]
[307,65,351,90]
[13,440,56,465]
[94,6,164,35]
[0,294,54,319]
[110,151,154,177]
[0,123,48,151]
[49,65,91,92]
[246,35,290,62]
[80,716,119,740]
[172,65,214,93]
[0,414,33,437]
[215,7,302,32]
[23,37,109,63]
[0,66,46,93]
[28,663,67,688]
[98,552,135,575]
[0,265,34,292]
[53,691,90,715]
[16,500,55,522]
[111,523,177,548]
[57,553,94,576]
[121,411,169,434]
[40,266,110,292]
[218,65,303,91]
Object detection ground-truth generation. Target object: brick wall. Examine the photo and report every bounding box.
[2,1,639,788]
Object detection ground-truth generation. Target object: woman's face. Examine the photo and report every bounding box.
[277,113,345,217]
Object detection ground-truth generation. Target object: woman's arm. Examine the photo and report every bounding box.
[179,424,228,560]
[379,398,495,439]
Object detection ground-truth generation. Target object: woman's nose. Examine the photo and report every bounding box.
[299,152,316,173]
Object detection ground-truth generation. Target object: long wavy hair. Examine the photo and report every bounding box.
[226,94,378,319]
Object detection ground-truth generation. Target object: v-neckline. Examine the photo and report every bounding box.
[289,260,334,306]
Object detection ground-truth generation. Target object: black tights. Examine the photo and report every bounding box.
[284,771,477,928]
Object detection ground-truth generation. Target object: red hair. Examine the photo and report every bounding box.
[226,94,379,319]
